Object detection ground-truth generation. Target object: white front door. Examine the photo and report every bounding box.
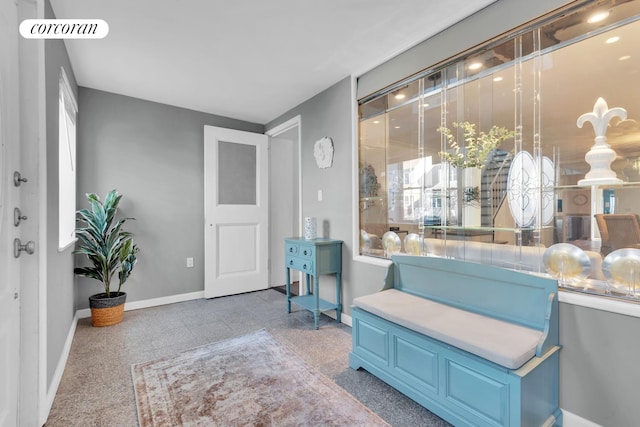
[0,1,22,425]
[204,126,269,298]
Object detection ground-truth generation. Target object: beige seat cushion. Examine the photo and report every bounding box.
[353,289,543,369]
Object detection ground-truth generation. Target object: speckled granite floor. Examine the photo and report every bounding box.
[44,289,451,427]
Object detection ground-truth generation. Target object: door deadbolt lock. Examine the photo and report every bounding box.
[14,208,28,226]
[14,238,35,258]
[13,171,28,187]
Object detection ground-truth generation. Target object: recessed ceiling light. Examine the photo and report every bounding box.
[394,126,401,129]
[468,62,483,71]
[423,103,430,108]
[394,93,406,100]
[606,36,620,44]
[619,55,631,61]
[373,120,380,124]
[587,11,609,24]
[493,76,503,82]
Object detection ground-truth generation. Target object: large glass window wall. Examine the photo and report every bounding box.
[358,0,640,302]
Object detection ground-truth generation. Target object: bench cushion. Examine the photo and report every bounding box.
[353,289,543,369]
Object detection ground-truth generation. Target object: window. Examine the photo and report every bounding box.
[59,67,77,250]
[358,1,640,303]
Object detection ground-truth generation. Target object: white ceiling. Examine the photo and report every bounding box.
[50,0,495,125]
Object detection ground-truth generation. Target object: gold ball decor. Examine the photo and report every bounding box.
[404,233,421,255]
[542,243,591,286]
[603,248,640,297]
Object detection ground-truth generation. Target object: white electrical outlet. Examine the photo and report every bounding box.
[186,257,194,268]
[318,189,323,201]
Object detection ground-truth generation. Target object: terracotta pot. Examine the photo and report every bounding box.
[88,292,127,327]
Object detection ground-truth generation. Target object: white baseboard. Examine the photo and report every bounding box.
[323,310,353,327]
[562,410,603,427]
[75,290,205,319]
[43,311,80,425]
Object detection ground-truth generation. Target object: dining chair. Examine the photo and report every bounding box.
[599,214,640,254]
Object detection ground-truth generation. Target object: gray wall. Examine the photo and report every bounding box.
[267,1,640,425]
[45,0,77,389]
[75,88,263,308]
[266,77,373,311]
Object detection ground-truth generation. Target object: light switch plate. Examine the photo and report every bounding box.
[318,189,323,201]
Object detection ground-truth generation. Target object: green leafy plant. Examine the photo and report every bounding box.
[74,190,138,297]
[438,121,514,168]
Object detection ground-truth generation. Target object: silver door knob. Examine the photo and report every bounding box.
[14,238,35,258]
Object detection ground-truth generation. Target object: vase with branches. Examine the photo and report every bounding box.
[438,122,514,226]
[438,121,515,169]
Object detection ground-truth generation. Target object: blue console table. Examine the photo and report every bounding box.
[284,237,343,329]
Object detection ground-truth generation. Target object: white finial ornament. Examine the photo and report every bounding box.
[577,97,626,185]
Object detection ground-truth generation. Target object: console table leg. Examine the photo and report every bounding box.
[336,272,342,323]
[285,268,291,313]
[314,275,320,330]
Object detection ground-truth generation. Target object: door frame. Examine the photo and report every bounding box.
[266,116,302,293]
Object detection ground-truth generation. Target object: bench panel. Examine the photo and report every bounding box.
[354,316,389,366]
[394,335,438,394]
[445,359,509,426]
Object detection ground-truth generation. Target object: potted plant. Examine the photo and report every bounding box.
[438,122,514,226]
[74,189,138,327]
[438,121,514,169]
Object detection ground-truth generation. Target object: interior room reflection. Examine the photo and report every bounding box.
[358,1,640,302]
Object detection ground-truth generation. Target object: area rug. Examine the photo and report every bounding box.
[132,329,390,426]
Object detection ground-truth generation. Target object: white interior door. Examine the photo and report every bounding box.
[0,1,21,425]
[204,126,269,298]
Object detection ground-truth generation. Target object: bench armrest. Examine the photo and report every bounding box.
[536,291,559,357]
[381,262,395,290]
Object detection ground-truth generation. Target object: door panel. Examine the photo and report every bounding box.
[204,126,268,298]
[0,0,21,425]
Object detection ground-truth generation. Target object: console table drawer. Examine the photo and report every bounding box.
[286,256,314,274]
[298,245,314,259]
[285,243,299,256]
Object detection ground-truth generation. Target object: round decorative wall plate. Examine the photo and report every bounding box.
[314,137,334,169]
[573,193,588,206]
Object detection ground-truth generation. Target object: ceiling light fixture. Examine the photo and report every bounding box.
[493,76,503,82]
[619,55,631,61]
[468,62,483,71]
[606,36,620,44]
[587,11,609,24]
[394,93,406,100]
[373,120,380,124]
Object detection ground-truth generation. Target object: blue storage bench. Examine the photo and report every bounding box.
[349,256,561,427]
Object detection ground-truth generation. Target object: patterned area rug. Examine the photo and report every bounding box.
[132,329,390,426]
